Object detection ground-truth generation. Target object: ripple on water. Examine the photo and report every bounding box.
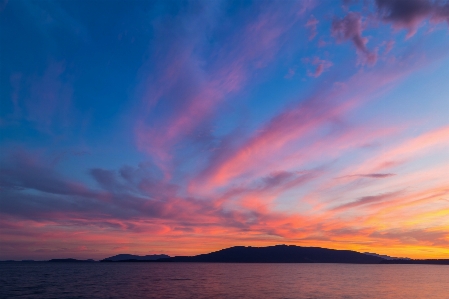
[0,263,448,299]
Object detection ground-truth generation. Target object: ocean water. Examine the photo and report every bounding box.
[1,263,448,299]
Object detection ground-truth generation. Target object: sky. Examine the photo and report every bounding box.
[0,0,449,261]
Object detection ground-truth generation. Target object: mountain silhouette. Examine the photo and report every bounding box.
[102,254,170,262]
[158,245,384,263]
[98,245,449,264]
[379,259,449,265]
[48,258,96,262]
[364,252,411,260]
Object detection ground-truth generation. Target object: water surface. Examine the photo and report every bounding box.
[1,263,448,298]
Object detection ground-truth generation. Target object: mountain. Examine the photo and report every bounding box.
[364,252,411,260]
[102,254,170,262]
[48,258,96,262]
[159,245,385,264]
[72,246,449,264]
[379,259,449,265]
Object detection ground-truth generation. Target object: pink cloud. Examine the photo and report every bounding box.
[305,15,319,40]
[332,12,378,66]
[284,67,296,79]
[306,57,333,77]
[135,2,307,167]
[191,59,423,194]
[384,40,395,53]
[331,191,403,211]
[340,125,449,178]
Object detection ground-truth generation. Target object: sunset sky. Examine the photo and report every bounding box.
[1,0,449,260]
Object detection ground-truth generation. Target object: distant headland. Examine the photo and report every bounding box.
[102,254,170,262]
[3,245,447,264]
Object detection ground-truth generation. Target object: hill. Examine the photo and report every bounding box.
[48,258,96,262]
[102,254,170,262]
[159,245,384,264]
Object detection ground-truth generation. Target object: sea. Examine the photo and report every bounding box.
[1,262,448,298]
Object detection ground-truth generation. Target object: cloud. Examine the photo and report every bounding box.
[339,173,396,178]
[342,125,449,178]
[332,12,377,65]
[360,173,396,178]
[306,57,333,77]
[2,145,448,259]
[135,1,306,166]
[370,229,449,246]
[9,61,74,134]
[192,57,424,193]
[384,40,395,54]
[217,169,322,212]
[0,149,295,234]
[90,168,129,193]
[375,0,449,37]
[305,15,319,40]
[284,67,297,79]
[0,150,92,197]
[332,191,403,211]
[432,1,449,24]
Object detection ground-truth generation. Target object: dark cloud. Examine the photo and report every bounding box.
[0,150,93,197]
[90,163,180,200]
[332,12,377,65]
[375,0,449,36]
[0,150,281,234]
[90,168,124,192]
[433,1,449,23]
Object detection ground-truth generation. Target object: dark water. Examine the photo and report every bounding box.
[1,263,448,299]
